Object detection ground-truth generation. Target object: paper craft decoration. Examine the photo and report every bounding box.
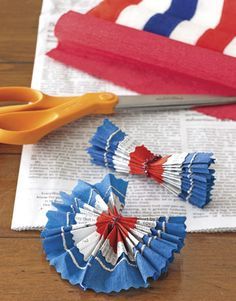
[41,174,186,293]
[88,0,236,57]
[87,119,215,208]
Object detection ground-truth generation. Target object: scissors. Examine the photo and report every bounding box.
[0,86,236,145]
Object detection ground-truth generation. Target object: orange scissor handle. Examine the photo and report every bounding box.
[0,89,118,145]
[0,86,77,113]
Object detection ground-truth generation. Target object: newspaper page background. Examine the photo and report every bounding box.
[11,0,236,231]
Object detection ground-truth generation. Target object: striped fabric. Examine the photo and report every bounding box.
[88,0,236,57]
[42,174,186,293]
[88,119,215,208]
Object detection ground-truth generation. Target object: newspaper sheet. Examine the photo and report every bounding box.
[11,0,236,232]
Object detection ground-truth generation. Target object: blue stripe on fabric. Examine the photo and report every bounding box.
[143,0,199,37]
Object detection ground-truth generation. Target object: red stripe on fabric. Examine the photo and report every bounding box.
[87,0,142,22]
[197,0,236,52]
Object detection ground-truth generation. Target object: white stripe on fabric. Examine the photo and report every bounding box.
[70,205,75,214]
[224,37,236,58]
[186,153,198,202]
[116,0,172,30]
[141,244,146,254]
[104,185,126,199]
[170,0,224,45]
[61,227,88,270]
[147,236,153,247]
[187,153,197,177]
[66,212,70,226]
[87,189,93,205]
[74,197,80,208]
[134,250,139,260]
[104,129,121,167]
[162,222,166,233]
[95,256,136,272]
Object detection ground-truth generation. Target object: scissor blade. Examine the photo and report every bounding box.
[116,94,236,110]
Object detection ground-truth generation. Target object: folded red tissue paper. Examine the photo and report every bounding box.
[48,11,236,120]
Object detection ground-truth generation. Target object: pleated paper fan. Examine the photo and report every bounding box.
[41,174,186,293]
[87,119,215,208]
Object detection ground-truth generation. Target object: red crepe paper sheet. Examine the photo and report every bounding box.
[197,1,236,53]
[88,0,142,22]
[48,11,236,120]
[195,103,236,121]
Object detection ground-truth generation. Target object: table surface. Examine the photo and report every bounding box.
[0,1,236,300]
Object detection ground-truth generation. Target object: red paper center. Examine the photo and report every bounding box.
[96,209,137,253]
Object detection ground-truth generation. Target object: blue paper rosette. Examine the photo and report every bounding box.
[87,119,215,208]
[42,174,186,293]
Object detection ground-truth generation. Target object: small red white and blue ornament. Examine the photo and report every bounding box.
[41,174,186,293]
[88,119,215,208]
